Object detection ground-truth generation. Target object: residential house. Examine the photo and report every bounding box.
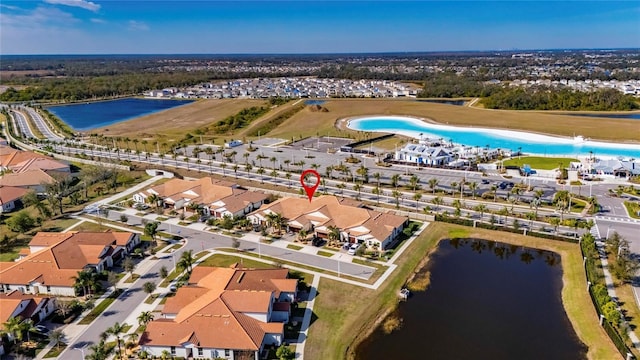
[395,144,454,166]
[0,185,29,213]
[0,231,139,296]
[248,196,408,250]
[0,169,55,194]
[0,146,68,174]
[0,291,57,325]
[133,177,268,219]
[140,265,297,359]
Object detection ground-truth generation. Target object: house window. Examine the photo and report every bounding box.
[225,349,230,357]
[198,348,203,356]
[46,286,51,293]
[25,285,30,292]
[170,346,176,356]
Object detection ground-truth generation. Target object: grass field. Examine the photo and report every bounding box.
[93,98,266,142]
[502,156,579,170]
[101,98,640,144]
[305,222,618,360]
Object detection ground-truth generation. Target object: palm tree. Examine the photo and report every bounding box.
[178,250,195,273]
[431,196,443,211]
[474,204,488,221]
[21,319,38,342]
[220,163,227,176]
[451,181,458,197]
[469,181,478,199]
[3,316,22,344]
[498,206,509,226]
[413,192,422,210]
[87,339,113,360]
[392,190,401,209]
[373,172,381,188]
[327,225,341,246]
[490,185,498,202]
[428,178,438,194]
[372,186,381,205]
[284,159,291,172]
[526,211,537,229]
[391,174,401,189]
[336,182,346,198]
[549,217,561,235]
[106,322,126,359]
[257,167,266,183]
[245,163,253,179]
[325,166,334,180]
[409,175,420,191]
[285,172,292,188]
[353,183,362,200]
[48,329,65,350]
[72,270,98,296]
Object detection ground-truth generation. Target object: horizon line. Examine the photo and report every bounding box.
[2,47,640,57]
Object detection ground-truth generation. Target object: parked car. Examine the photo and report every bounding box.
[312,237,325,247]
[481,179,490,184]
[347,243,361,255]
[35,325,49,335]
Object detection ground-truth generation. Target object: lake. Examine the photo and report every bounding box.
[46,98,194,131]
[348,116,640,158]
[356,239,587,360]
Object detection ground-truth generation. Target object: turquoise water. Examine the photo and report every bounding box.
[46,98,194,131]
[348,116,640,158]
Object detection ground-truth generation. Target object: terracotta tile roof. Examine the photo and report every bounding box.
[0,185,29,205]
[0,169,54,188]
[30,232,75,247]
[9,157,69,174]
[0,231,135,287]
[220,291,272,313]
[250,195,407,244]
[0,298,24,323]
[143,266,288,351]
[0,148,48,168]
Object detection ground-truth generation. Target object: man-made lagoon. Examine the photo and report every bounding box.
[46,98,194,131]
[356,239,587,360]
[348,116,640,158]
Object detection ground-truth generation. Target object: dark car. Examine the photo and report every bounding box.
[312,237,325,247]
[481,179,490,184]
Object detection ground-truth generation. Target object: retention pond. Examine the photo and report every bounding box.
[356,239,587,360]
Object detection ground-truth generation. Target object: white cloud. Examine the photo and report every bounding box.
[128,20,149,31]
[43,0,100,12]
[0,6,79,27]
[0,4,20,10]
[90,18,106,24]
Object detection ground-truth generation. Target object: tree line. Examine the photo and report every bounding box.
[481,87,639,111]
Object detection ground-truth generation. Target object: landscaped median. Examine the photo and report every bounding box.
[78,289,124,325]
[304,223,620,360]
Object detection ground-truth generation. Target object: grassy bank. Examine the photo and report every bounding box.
[305,222,618,360]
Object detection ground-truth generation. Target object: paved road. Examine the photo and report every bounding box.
[10,109,38,139]
[22,106,66,142]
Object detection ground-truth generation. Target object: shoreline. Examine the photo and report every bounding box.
[345,227,616,360]
[346,114,640,148]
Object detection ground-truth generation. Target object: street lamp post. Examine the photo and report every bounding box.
[337,254,342,277]
[74,346,86,360]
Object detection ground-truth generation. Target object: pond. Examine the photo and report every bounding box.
[356,239,587,360]
[46,97,194,131]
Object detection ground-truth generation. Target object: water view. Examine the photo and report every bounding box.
[46,98,194,131]
[348,116,640,158]
[356,239,587,360]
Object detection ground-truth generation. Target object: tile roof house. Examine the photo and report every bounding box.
[140,265,296,359]
[0,145,68,173]
[0,291,56,351]
[248,195,408,250]
[0,231,139,297]
[0,185,29,213]
[0,169,55,194]
[133,177,268,219]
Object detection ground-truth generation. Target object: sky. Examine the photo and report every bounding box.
[1,1,639,55]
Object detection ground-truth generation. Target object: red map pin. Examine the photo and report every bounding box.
[300,169,321,202]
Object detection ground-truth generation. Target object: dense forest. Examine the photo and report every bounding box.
[481,87,639,111]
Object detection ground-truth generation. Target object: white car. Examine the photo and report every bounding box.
[347,243,360,255]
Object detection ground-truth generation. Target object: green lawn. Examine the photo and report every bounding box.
[624,201,640,219]
[78,289,123,324]
[43,343,67,358]
[287,244,303,251]
[317,250,334,257]
[502,156,578,170]
[198,254,275,269]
